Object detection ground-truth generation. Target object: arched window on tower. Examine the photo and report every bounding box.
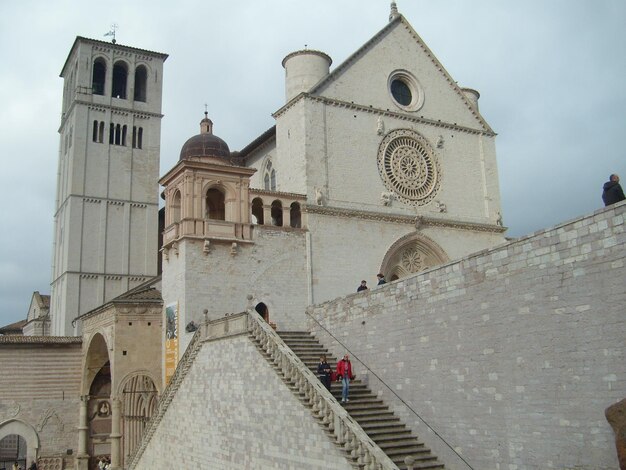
[271,200,283,227]
[92,58,106,95]
[206,188,226,220]
[263,160,276,191]
[251,198,264,225]
[290,202,301,228]
[112,61,128,99]
[134,65,147,102]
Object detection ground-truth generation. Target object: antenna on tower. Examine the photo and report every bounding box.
[104,23,118,44]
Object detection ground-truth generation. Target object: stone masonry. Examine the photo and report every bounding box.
[134,334,353,470]
[308,201,626,470]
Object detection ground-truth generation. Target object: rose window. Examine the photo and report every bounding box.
[401,247,424,273]
[377,129,441,206]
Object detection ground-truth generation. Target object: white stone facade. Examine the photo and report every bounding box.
[237,15,505,307]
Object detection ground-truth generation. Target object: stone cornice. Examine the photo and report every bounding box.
[303,204,506,233]
[273,94,495,137]
[54,195,158,218]
[0,336,82,345]
[249,188,307,200]
[59,99,163,130]
[61,36,168,77]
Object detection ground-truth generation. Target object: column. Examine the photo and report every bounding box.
[110,397,122,470]
[282,205,291,228]
[263,205,272,226]
[76,395,89,470]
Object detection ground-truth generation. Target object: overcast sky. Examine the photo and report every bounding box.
[0,0,624,328]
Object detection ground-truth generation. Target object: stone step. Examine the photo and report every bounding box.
[277,330,446,470]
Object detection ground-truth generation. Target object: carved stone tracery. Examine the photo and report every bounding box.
[377,129,441,206]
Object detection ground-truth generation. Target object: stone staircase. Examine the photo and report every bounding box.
[276,331,445,470]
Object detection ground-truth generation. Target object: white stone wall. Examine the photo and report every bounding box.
[135,334,353,470]
[162,225,309,353]
[52,38,164,335]
[308,202,626,470]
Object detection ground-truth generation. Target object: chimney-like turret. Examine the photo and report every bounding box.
[282,49,332,102]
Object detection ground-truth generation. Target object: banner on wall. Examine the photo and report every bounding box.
[164,302,179,385]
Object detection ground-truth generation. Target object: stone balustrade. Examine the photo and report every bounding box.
[127,310,398,469]
[248,311,399,470]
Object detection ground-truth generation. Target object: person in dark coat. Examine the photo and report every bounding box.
[317,355,333,391]
[357,280,368,292]
[602,174,625,206]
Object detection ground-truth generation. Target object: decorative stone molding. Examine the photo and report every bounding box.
[314,187,325,206]
[274,93,494,137]
[203,239,211,255]
[377,129,441,207]
[377,116,385,135]
[381,192,394,207]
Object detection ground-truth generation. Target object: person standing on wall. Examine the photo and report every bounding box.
[357,280,368,292]
[376,273,386,285]
[336,354,355,403]
[602,174,625,206]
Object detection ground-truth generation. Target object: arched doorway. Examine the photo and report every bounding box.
[379,232,449,281]
[83,333,112,470]
[120,374,158,464]
[255,302,269,322]
[0,420,39,468]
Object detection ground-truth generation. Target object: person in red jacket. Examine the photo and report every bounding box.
[336,354,355,403]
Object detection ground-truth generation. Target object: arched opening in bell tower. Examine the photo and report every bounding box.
[133,65,147,102]
[92,58,106,95]
[112,61,128,99]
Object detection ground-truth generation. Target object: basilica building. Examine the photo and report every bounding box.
[1,4,622,470]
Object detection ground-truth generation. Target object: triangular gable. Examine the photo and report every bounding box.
[26,291,49,321]
[307,15,493,134]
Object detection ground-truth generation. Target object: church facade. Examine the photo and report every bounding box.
[5,4,621,470]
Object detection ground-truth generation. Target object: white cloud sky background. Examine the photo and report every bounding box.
[0,0,624,328]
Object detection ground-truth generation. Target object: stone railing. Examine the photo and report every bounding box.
[128,311,397,469]
[248,311,399,470]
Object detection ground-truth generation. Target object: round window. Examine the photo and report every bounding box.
[377,129,441,206]
[388,70,424,111]
[391,79,412,106]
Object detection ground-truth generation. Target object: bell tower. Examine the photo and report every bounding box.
[51,37,168,335]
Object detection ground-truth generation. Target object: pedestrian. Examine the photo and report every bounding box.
[376,273,386,285]
[602,174,625,206]
[28,461,37,470]
[336,354,355,403]
[317,355,333,392]
[357,280,368,292]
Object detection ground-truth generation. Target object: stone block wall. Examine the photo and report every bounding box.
[308,202,625,470]
[0,339,82,466]
[134,334,353,470]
